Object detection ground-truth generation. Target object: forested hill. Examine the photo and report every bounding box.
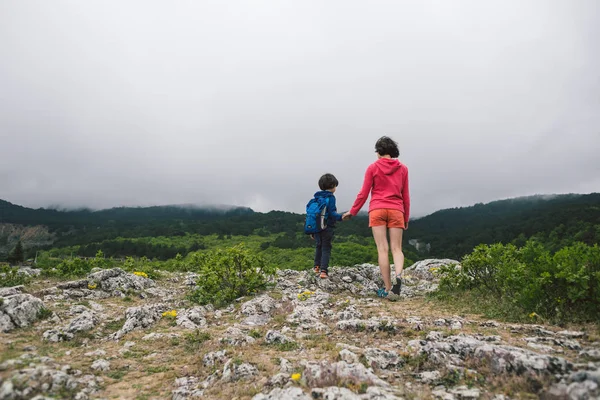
[1,193,599,261]
[405,193,600,259]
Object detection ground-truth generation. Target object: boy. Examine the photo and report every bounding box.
[311,173,345,279]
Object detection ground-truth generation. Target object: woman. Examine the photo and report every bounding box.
[343,136,410,300]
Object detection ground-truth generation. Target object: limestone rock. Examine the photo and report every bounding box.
[364,348,402,370]
[265,330,295,345]
[176,307,208,330]
[109,303,168,340]
[221,360,258,382]
[0,293,45,332]
[90,359,110,372]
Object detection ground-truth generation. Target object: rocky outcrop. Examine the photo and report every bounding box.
[0,292,45,332]
[176,306,209,330]
[241,294,278,326]
[1,261,598,400]
[109,303,168,340]
[43,268,156,302]
[42,305,100,342]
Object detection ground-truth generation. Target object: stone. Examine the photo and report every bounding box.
[301,360,389,388]
[172,376,204,399]
[449,386,480,399]
[266,373,290,388]
[66,310,99,333]
[265,330,295,345]
[221,360,258,382]
[557,330,585,339]
[203,350,228,367]
[42,329,74,342]
[364,348,402,369]
[427,331,445,341]
[241,295,277,316]
[336,305,363,321]
[0,286,24,297]
[310,387,362,399]
[84,350,107,357]
[527,342,559,353]
[109,303,168,340]
[579,349,600,361]
[0,293,45,332]
[220,327,256,346]
[252,387,311,400]
[176,307,208,330]
[91,359,110,371]
[279,358,293,374]
[339,349,360,364]
[417,370,442,384]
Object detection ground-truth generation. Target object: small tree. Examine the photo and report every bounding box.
[7,241,24,265]
[188,244,276,307]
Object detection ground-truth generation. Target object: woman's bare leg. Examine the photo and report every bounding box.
[372,225,392,292]
[389,228,405,277]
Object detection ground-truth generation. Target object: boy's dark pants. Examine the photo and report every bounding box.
[314,227,334,272]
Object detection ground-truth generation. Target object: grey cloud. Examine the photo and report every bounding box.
[1,1,599,215]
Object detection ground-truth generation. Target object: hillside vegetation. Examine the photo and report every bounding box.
[1,193,599,265]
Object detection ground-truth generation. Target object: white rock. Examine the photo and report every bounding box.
[91,359,110,371]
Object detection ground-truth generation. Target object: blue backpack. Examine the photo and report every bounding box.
[304,197,330,234]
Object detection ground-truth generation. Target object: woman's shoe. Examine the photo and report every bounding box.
[391,279,402,295]
[319,270,329,279]
[376,287,398,301]
[314,266,320,274]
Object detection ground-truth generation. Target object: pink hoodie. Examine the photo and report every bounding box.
[349,158,410,222]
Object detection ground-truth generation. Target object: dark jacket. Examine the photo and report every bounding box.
[314,190,344,228]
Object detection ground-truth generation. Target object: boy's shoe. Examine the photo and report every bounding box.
[391,278,402,295]
[319,270,329,279]
[314,266,320,274]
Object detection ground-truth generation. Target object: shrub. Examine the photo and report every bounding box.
[50,250,109,278]
[121,256,162,280]
[0,264,30,287]
[187,244,276,307]
[435,241,600,323]
[53,258,93,278]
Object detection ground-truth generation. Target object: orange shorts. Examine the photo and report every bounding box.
[368,209,406,229]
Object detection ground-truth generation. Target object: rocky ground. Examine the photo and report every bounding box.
[1,259,599,400]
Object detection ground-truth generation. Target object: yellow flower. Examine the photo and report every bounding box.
[529,312,538,319]
[291,373,301,382]
[133,271,149,278]
[297,290,315,301]
[162,310,177,318]
[87,282,97,290]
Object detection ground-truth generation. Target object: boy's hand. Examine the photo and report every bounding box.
[310,234,315,240]
[342,212,352,221]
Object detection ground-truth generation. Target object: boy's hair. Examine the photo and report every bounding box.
[318,173,339,190]
[375,136,400,158]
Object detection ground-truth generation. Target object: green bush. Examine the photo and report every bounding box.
[188,244,276,307]
[121,256,162,280]
[50,251,108,278]
[53,258,93,278]
[0,264,30,287]
[436,241,600,323]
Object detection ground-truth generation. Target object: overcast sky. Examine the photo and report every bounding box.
[1,1,599,216]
